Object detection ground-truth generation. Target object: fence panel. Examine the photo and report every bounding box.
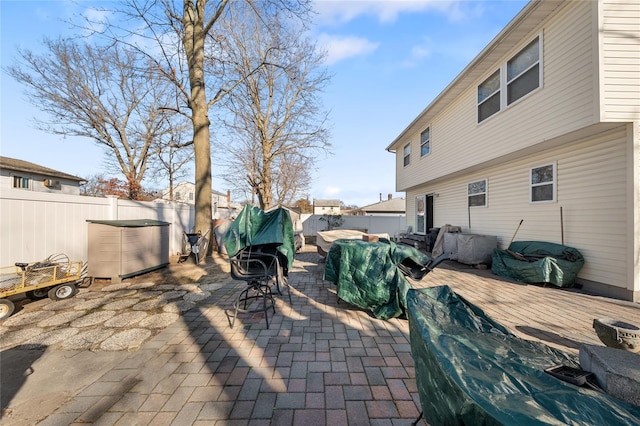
[0,191,195,267]
[2,191,408,268]
[301,214,407,241]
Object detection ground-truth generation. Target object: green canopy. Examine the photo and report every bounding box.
[223,205,295,273]
[408,286,640,425]
[323,239,433,320]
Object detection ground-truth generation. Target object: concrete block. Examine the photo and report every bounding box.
[579,343,640,407]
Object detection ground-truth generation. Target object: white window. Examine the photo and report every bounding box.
[12,175,30,189]
[415,195,425,233]
[507,37,540,105]
[530,163,556,203]
[478,69,501,122]
[468,179,487,207]
[478,35,542,123]
[420,128,430,157]
[403,143,411,167]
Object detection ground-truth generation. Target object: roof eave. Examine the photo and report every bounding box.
[385,0,558,152]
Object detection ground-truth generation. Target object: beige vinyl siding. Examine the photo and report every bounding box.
[600,0,640,121]
[631,122,640,294]
[409,126,629,290]
[397,1,597,192]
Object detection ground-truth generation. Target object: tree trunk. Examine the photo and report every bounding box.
[184,0,212,236]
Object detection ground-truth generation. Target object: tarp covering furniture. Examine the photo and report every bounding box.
[223,205,295,274]
[492,241,585,288]
[316,229,390,258]
[223,206,295,327]
[323,239,434,320]
[407,285,640,425]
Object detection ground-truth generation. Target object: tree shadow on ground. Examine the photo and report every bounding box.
[516,325,582,350]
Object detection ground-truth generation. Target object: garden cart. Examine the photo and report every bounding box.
[0,253,85,320]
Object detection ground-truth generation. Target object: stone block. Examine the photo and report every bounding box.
[579,343,640,407]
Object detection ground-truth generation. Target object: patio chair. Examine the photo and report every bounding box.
[229,245,282,329]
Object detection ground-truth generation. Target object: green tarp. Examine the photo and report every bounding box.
[408,286,640,425]
[323,239,432,320]
[223,205,295,274]
[492,241,585,288]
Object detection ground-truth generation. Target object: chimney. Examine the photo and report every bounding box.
[379,193,382,202]
[226,190,231,204]
[388,193,392,200]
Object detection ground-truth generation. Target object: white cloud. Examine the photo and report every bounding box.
[409,37,434,62]
[82,7,111,35]
[317,33,380,65]
[314,0,465,25]
[323,186,342,196]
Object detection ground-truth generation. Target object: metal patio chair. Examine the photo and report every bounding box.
[229,245,280,329]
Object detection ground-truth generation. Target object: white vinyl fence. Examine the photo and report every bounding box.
[0,190,195,267]
[0,190,408,268]
[301,214,407,241]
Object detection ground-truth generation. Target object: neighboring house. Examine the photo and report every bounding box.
[160,182,241,218]
[358,195,406,216]
[313,199,341,215]
[386,0,639,302]
[0,156,85,195]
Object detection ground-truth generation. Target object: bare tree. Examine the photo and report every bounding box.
[94,0,313,235]
[147,116,194,201]
[214,6,331,210]
[7,38,182,199]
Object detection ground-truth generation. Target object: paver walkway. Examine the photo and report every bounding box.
[17,245,640,425]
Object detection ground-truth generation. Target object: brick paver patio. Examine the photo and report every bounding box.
[42,245,639,425]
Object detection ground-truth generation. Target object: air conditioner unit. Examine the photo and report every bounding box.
[44,179,60,187]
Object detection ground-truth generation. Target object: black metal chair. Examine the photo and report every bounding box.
[229,246,279,329]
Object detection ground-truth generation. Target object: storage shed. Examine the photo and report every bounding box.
[87,219,170,283]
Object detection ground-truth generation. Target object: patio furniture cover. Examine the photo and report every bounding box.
[223,205,295,274]
[408,285,640,425]
[323,239,432,320]
[491,241,585,288]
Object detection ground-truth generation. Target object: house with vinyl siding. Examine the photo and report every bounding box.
[386,0,639,302]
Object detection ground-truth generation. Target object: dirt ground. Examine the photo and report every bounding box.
[92,251,232,289]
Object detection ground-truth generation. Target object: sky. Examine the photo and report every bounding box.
[0,0,529,207]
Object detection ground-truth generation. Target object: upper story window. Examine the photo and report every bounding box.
[478,35,542,123]
[403,143,411,167]
[507,37,540,105]
[188,192,194,201]
[478,70,501,122]
[12,175,30,189]
[468,179,487,207]
[530,162,555,203]
[420,128,430,157]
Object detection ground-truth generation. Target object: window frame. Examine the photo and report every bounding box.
[415,195,426,234]
[420,127,430,157]
[477,34,543,124]
[403,143,411,167]
[506,36,541,106]
[12,175,30,190]
[530,162,556,204]
[477,69,501,122]
[467,178,488,208]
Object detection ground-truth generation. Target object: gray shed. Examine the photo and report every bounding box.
[87,219,170,282]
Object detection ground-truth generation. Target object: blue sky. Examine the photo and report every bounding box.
[1,0,528,207]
